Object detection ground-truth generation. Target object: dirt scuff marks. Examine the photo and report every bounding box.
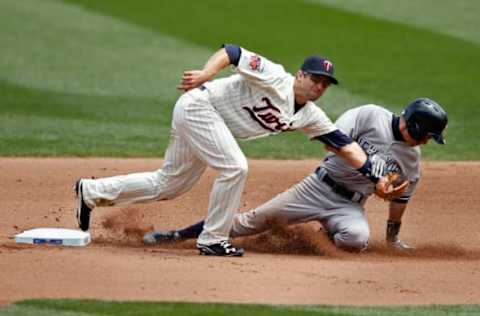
[237,221,346,257]
[95,207,153,247]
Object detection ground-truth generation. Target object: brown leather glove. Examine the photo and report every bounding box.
[375,172,409,200]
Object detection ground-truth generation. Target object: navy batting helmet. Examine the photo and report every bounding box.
[402,98,448,144]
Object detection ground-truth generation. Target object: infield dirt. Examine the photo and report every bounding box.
[1,158,479,305]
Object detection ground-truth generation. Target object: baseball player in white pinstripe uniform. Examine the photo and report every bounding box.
[74,44,396,256]
[144,98,448,252]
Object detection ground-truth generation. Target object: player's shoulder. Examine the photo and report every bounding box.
[394,143,421,181]
[356,104,392,116]
[304,100,327,113]
[239,47,288,76]
[352,104,393,124]
[412,144,422,157]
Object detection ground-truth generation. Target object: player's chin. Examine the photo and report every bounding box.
[309,93,323,101]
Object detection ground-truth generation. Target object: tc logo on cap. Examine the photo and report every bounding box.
[301,55,339,85]
[323,60,333,73]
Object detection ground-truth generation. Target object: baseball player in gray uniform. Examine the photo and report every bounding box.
[144,98,448,252]
[74,44,397,256]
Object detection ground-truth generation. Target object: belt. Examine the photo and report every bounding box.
[316,168,365,203]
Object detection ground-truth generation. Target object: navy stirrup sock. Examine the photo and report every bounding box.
[177,220,204,239]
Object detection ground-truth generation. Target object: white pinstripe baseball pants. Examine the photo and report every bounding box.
[81,91,248,245]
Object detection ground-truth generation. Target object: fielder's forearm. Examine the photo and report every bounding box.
[329,142,368,169]
[201,48,231,80]
[178,48,232,91]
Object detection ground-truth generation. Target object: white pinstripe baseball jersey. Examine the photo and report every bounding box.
[199,47,336,139]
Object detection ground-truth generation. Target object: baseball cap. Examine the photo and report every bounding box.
[301,56,339,85]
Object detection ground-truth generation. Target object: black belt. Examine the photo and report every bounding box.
[317,169,365,203]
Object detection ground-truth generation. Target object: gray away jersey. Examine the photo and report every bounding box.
[197,47,336,140]
[323,105,421,202]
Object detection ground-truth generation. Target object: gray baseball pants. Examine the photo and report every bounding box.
[230,169,370,251]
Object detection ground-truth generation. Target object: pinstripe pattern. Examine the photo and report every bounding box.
[80,47,338,245]
[82,92,247,244]
[203,48,336,140]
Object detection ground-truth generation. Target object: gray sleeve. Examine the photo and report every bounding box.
[392,178,418,203]
[334,107,362,139]
[389,142,422,203]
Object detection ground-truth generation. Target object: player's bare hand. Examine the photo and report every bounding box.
[177,70,210,92]
[375,172,409,201]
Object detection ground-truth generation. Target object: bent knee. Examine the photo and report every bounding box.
[221,160,249,180]
[235,161,249,176]
[231,209,268,237]
[333,225,370,251]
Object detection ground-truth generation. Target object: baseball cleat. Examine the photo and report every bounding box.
[74,179,92,231]
[143,230,182,245]
[197,240,244,257]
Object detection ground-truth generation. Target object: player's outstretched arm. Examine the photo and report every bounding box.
[329,142,367,169]
[177,48,231,91]
[322,135,407,196]
[317,130,367,169]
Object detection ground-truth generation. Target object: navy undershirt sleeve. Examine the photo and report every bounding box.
[314,129,354,150]
[222,44,241,66]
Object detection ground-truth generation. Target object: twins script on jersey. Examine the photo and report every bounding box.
[196,48,336,140]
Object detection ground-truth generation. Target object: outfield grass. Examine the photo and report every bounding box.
[1,0,478,159]
[1,300,480,316]
[309,0,480,45]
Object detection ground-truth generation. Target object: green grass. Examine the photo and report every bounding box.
[308,0,480,45]
[1,0,479,159]
[0,80,170,156]
[1,300,480,316]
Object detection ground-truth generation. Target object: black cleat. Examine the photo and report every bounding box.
[143,230,183,245]
[74,180,92,231]
[197,240,244,257]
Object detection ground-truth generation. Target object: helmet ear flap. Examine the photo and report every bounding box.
[406,120,422,140]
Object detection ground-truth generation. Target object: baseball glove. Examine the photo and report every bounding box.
[375,172,409,201]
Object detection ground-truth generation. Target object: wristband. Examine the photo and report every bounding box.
[357,158,380,183]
